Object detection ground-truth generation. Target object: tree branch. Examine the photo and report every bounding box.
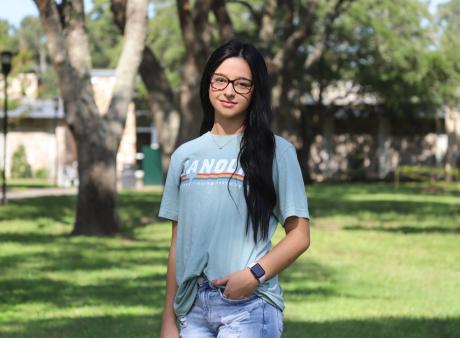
[64,0,92,78]
[305,0,355,69]
[211,0,235,42]
[282,0,295,41]
[35,0,82,130]
[177,0,211,69]
[227,0,261,25]
[272,0,318,74]
[258,0,277,50]
[110,0,128,32]
[107,0,148,127]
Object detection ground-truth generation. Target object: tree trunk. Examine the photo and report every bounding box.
[36,0,148,235]
[175,58,203,146]
[175,0,212,146]
[445,106,460,181]
[377,114,391,179]
[138,47,180,172]
[299,107,315,183]
[73,137,120,235]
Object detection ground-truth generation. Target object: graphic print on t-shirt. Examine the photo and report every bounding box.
[180,158,245,188]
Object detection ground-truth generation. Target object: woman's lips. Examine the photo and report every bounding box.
[220,100,237,108]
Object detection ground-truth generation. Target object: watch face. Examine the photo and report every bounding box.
[251,264,265,278]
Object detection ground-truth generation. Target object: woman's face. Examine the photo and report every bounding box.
[209,57,253,122]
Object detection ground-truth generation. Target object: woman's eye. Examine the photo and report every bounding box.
[237,81,251,88]
[215,77,227,83]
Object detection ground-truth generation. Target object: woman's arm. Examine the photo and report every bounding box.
[257,216,310,280]
[213,216,310,298]
[160,221,179,338]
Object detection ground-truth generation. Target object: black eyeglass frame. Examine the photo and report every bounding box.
[210,73,254,94]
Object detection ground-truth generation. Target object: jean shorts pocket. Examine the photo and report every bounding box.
[217,287,258,304]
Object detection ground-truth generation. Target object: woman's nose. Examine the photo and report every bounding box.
[224,82,236,96]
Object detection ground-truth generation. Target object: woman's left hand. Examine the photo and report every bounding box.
[213,268,259,300]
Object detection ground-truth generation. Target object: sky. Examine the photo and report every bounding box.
[0,0,451,28]
[0,0,92,27]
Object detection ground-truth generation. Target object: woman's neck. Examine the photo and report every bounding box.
[211,121,245,135]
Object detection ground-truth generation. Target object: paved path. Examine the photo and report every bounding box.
[7,188,78,200]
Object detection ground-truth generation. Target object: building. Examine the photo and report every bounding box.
[0,70,160,188]
[303,82,457,181]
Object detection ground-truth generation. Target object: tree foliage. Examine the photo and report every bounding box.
[86,0,124,68]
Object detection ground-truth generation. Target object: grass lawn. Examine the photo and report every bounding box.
[0,182,459,338]
[7,178,56,191]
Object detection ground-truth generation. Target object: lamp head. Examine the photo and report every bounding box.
[1,51,13,76]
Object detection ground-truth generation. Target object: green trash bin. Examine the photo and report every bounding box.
[142,146,164,185]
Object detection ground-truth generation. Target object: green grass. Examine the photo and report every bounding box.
[0,183,459,337]
[7,178,56,191]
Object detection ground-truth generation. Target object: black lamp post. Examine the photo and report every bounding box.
[53,96,59,186]
[1,51,12,205]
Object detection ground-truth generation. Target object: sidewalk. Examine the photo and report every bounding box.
[7,188,78,200]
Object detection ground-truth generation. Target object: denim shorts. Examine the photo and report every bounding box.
[177,276,284,337]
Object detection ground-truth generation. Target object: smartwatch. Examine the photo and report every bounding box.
[248,262,266,283]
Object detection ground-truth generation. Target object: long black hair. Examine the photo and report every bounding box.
[199,39,278,244]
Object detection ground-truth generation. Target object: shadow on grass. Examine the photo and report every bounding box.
[280,260,339,301]
[282,317,460,338]
[0,196,76,224]
[0,274,166,308]
[0,314,161,338]
[2,184,458,235]
[0,231,169,251]
[0,228,171,310]
[0,192,164,237]
[309,182,460,198]
[1,315,458,338]
[0,244,168,275]
[311,198,459,218]
[344,225,460,234]
[118,192,164,236]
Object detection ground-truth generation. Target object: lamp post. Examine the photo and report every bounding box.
[1,51,12,205]
[53,96,59,186]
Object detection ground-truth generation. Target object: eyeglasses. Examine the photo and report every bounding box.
[210,73,253,94]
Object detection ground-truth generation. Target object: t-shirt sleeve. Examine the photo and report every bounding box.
[273,143,310,226]
[158,152,180,222]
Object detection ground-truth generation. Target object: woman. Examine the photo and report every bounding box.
[158,39,310,338]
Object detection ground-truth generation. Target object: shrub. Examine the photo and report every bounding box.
[11,145,33,178]
[35,168,49,179]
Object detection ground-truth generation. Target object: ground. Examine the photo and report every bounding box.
[0,182,459,338]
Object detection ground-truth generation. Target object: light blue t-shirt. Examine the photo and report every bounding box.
[158,131,310,318]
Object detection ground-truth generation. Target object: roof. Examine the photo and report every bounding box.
[2,99,64,120]
[90,69,116,77]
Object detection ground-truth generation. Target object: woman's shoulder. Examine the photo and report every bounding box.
[170,132,209,161]
[274,134,295,156]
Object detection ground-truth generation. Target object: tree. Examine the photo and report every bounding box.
[173,0,352,182]
[17,16,46,74]
[34,0,148,235]
[110,0,330,176]
[110,0,219,170]
[114,0,458,182]
[0,20,17,51]
[437,0,460,178]
[87,0,124,68]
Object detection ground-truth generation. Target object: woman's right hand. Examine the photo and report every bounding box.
[160,318,179,338]
[161,220,180,338]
